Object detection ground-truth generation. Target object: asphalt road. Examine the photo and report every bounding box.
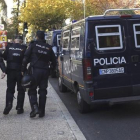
[49,77,140,140]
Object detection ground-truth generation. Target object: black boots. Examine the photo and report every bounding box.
[30,104,39,118]
[16,102,24,114]
[39,110,45,118]
[3,102,12,115]
[17,108,24,114]
[29,95,46,118]
[38,96,46,118]
[16,92,25,114]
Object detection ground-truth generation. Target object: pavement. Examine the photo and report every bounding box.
[0,74,86,140]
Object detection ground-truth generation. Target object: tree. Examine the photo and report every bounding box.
[19,0,138,32]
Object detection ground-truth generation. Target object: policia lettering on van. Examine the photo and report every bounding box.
[58,8,140,113]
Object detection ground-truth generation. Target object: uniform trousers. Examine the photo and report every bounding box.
[28,68,49,112]
[6,69,25,109]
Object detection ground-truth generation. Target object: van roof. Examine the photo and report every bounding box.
[47,30,61,34]
[62,14,140,30]
[87,14,140,21]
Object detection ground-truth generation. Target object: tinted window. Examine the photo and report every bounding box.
[71,27,81,50]
[46,34,52,45]
[98,27,119,33]
[62,30,70,50]
[133,24,140,48]
[71,37,80,49]
[95,25,123,50]
[57,35,61,46]
[99,36,121,48]
[63,39,69,49]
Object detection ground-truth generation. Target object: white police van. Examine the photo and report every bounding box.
[58,8,140,113]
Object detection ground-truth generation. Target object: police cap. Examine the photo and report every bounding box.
[36,31,45,40]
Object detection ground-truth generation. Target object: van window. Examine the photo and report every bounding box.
[71,27,81,50]
[133,24,140,48]
[57,35,61,46]
[46,34,52,45]
[95,25,123,50]
[62,30,70,50]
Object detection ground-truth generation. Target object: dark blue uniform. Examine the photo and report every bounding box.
[2,43,27,114]
[22,40,56,117]
[0,51,6,73]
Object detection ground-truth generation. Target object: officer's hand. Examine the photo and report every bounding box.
[1,72,6,79]
[21,72,24,76]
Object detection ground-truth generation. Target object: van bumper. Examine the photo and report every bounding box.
[82,84,140,104]
[91,95,140,104]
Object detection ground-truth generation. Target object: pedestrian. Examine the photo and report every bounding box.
[2,36,27,115]
[21,31,56,118]
[0,51,6,79]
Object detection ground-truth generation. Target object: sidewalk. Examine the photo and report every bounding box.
[0,74,86,140]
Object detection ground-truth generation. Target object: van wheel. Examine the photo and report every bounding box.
[77,91,90,113]
[58,77,67,92]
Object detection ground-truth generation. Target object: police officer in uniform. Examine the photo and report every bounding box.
[0,51,6,78]
[21,31,56,118]
[2,36,27,115]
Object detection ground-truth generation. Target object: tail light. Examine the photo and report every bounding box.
[83,59,92,81]
[89,92,94,97]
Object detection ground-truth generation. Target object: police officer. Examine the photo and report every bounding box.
[2,36,27,115]
[0,51,6,79]
[21,31,56,118]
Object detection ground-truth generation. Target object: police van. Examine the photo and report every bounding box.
[46,30,61,77]
[58,8,140,113]
[46,30,61,56]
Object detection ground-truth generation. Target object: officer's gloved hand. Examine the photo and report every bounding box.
[1,72,6,79]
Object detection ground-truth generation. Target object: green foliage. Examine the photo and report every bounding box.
[19,0,98,31]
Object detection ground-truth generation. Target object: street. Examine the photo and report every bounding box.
[49,77,140,140]
[0,73,86,140]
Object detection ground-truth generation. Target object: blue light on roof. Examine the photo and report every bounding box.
[72,20,77,23]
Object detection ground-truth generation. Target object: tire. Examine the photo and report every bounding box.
[77,90,91,113]
[58,77,67,92]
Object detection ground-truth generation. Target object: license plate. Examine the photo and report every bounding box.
[99,67,124,75]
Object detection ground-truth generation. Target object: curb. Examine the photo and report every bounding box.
[49,82,86,140]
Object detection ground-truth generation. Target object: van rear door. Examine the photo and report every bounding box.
[88,19,132,99]
[127,18,140,95]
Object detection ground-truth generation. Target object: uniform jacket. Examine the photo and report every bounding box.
[21,40,56,72]
[2,43,27,70]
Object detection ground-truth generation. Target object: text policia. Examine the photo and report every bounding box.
[94,56,126,66]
